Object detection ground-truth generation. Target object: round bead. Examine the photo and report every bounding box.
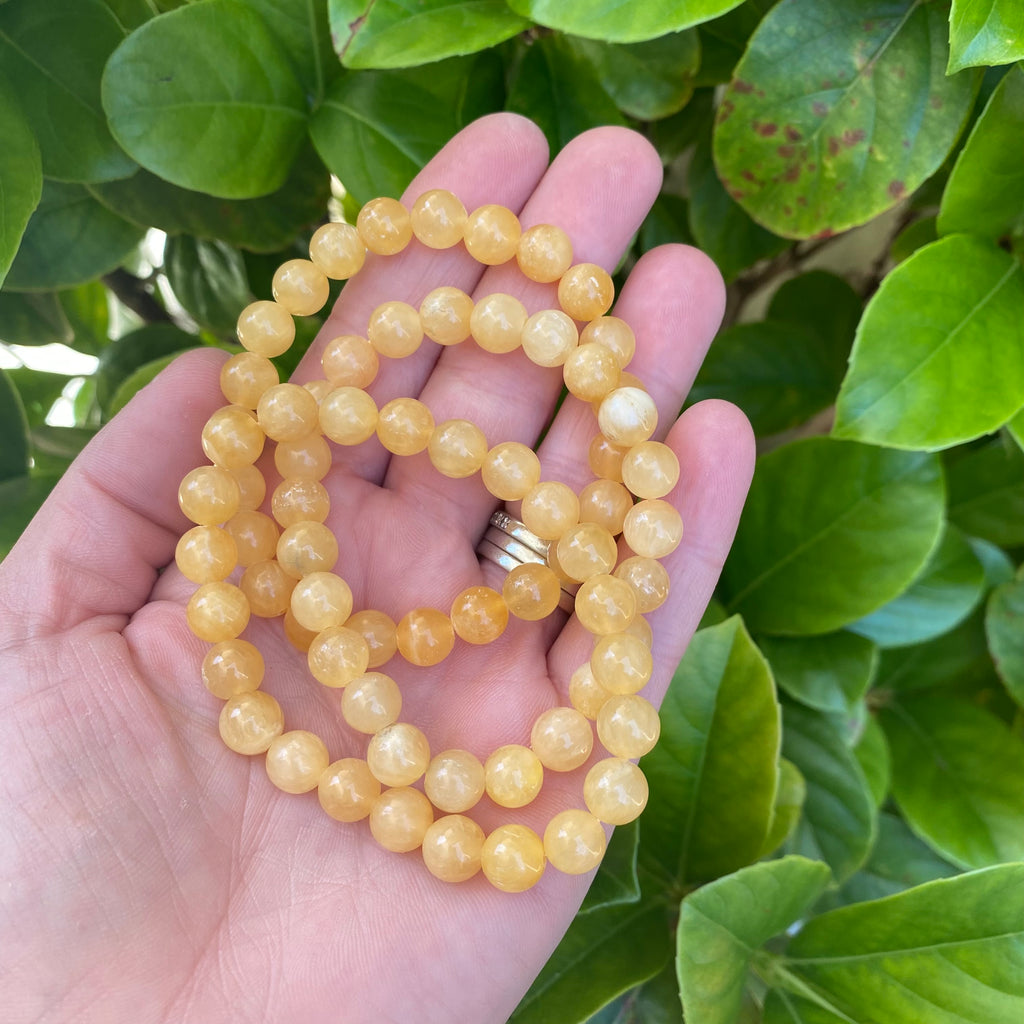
[419,286,474,345]
[501,562,561,621]
[220,352,278,408]
[481,824,545,892]
[574,574,637,635]
[178,465,241,526]
[276,520,339,577]
[450,585,509,645]
[544,809,606,875]
[309,222,365,279]
[236,300,294,358]
[424,749,486,813]
[563,343,620,402]
[321,334,379,389]
[597,694,661,759]
[396,607,455,667]
[578,479,633,536]
[580,316,636,368]
[224,510,278,567]
[175,525,238,583]
[272,259,330,317]
[411,189,468,249]
[341,672,402,734]
[428,419,487,478]
[481,442,541,501]
[274,433,332,480]
[265,729,330,794]
[545,539,577,586]
[569,660,614,719]
[186,581,250,642]
[230,463,266,511]
[240,559,295,617]
[290,571,354,632]
[520,308,579,367]
[521,481,579,540]
[614,556,670,614]
[219,691,283,754]
[598,387,659,447]
[369,787,434,853]
[591,632,654,695]
[470,293,527,354]
[377,397,435,456]
[517,223,573,283]
[304,378,333,404]
[621,441,680,499]
[558,263,615,320]
[368,300,423,359]
[257,383,320,443]
[283,607,318,652]
[584,757,649,825]
[422,814,485,883]
[271,477,330,527]
[623,499,683,559]
[319,758,380,822]
[624,614,654,648]
[201,406,265,469]
[367,722,431,787]
[357,197,412,255]
[307,625,370,688]
[555,522,618,582]
[346,609,398,668]
[530,706,593,771]
[320,387,379,445]
[484,744,543,808]
[202,639,264,699]
[588,435,628,481]
[464,204,521,265]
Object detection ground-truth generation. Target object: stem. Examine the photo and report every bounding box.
[101,269,170,325]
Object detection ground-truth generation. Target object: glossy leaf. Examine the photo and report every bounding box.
[6,368,73,429]
[986,569,1024,708]
[1008,408,1024,451]
[638,194,694,252]
[164,236,252,335]
[59,282,111,356]
[103,0,157,32]
[0,474,60,558]
[676,856,832,1024]
[834,235,1024,450]
[0,292,71,347]
[760,991,848,1024]
[722,438,945,636]
[713,0,978,239]
[331,0,529,69]
[0,89,41,287]
[852,714,890,808]
[758,758,806,858]
[585,964,686,1024]
[946,440,1024,548]
[948,0,1024,73]
[250,0,335,102]
[969,536,1016,588]
[103,0,308,199]
[107,353,183,419]
[889,213,937,263]
[767,270,862,367]
[642,617,780,884]
[881,694,1024,869]
[0,0,135,183]
[0,369,30,482]
[579,820,640,915]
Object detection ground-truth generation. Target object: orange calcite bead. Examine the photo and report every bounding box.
[274,433,332,480]
[411,189,468,249]
[621,441,680,499]
[521,481,580,540]
[584,757,649,825]
[521,308,578,367]
[614,556,670,614]
[367,722,431,787]
[419,286,474,345]
[591,632,653,695]
[464,204,521,265]
[574,574,637,635]
[320,386,379,445]
[470,293,528,354]
[530,706,593,771]
[201,405,265,469]
[175,525,238,583]
[179,465,241,526]
[370,787,434,853]
[368,300,423,358]
[290,571,354,632]
[597,695,661,759]
[219,690,283,754]
[422,814,485,882]
[555,522,618,582]
[377,397,435,456]
[284,607,318,652]
[236,300,295,358]
[450,585,509,645]
[240,559,296,618]
[588,435,628,482]
[396,607,455,666]
[220,351,279,408]
[598,387,659,448]
[307,625,369,687]
[202,638,265,699]
[428,420,487,478]
[272,258,330,317]
[623,499,683,559]
[272,477,330,527]
[357,197,413,255]
[187,581,250,642]
[558,262,615,320]
[517,223,573,283]
[304,378,333,404]
[546,538,577,585]
[224,510,279,567]
[481,442,541,501]
[484,744,543,808]
[481,824,545,892]
[580,316,636,368]
[276,520,339,577]
[578,479,632,536]
[266,729,330,794]
[341,672,402,734]
[321,334,379,388]
[502,562,561,620]
[424,749,486,813]
[257,383,320,443]
[319,758,381,822]
[624,614,654,648]
[563,342,621,403]
[309,221,366,279]
[544,809,606,875]
[569,661,614,719]
[230,463,266,511]
[345,609,398,668]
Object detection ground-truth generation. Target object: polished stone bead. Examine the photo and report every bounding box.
[307,624,370,687]
[520,308,579,367]
[370,787,434,853]
[428,419,487,478]
[320,386,379,445]
[584,757,649,825]
[450,585,509,645]
[276,520,339,577]
[580,316,636,368]
[614,556,670,614]
[558,263,615,320]
[578,479,632,536]
[501,562,562,620]
[187,581,250,642]
[357,197,413,255]
[319,757,380,822]
[419,286,475,346]
[591,632,653,695]
[624,613,653,648]
[422,814,485,883]
[544,809,606,875]
[411,188,468,249]
[175,525,238,584]
[272,258,330,317]
[396,607,455,666]
[368,300,423,358]
[367,722,431,787]
[545,539,577,586]
[219,690,283,754]
[271,477,330,527]
[274,433,332,481]
[224,509,279,567]
[574,574,637,635]
[341,671,402,734]
[240,559,296,618]
[555,522,618,582]
[178,465,241,526]
[321,334,379,389]
[202,638,265,699]
[257,383,320,443]
[345,609,398,668]
[266,729,330,794]
[563,343,620,402]
[303,378,333,404]
[588,435,628,482]
[517,223,573,283]
[569,660,614,719]
[283,607,319,652]
[377,397,435,456]
[470,293,528,354]
[598,387,658,447]
[220,351,279,408]
[481,824,545,892]
[621,441,680,499]
[481,442,541,501]
[236,300,295,358]
[309,222,366,279]
[530,706,593,771]
[230,463,266,511]
[484,744,544,808]
[464,204,521,265]
[597,694,661,759]
[521,481,579,540]
[423,749,486,813]
[623,499,683,559]
[290,571,354,632]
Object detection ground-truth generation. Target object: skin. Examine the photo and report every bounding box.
[0,114,755,1024]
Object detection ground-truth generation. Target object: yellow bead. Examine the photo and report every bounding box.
[224,509,279,567]
[321,334,379,388]
[307,625,369,688]
[304,378,333,404]
[517,223,573,283]
[419,286,474,346]
[236,300,295,358]
[484,744,543,809]
[274,433,332,480]
[220,351,279,408]
[219,690,283,754]
[368,300,423,358]
[396,607,455,666]
[597,694,661,759]
[558,262,615,320]
[202,638,265,699]
[266,729,330,794]
[411,189,468,249]
[521,481,579,540]
[520,309,579,367]
[424,749,486,813]
[346,609,398,668]
[569,660,614,719]
[230,463,266,511]
[341,672,402,734]
[422,814,485,882]
[256,383,320,443]
[186,581,250,642]
[598,387,659,447]
[591,632,653,695]
[623,499,683,559]
[289,571,354,632]
[621,441,680,499]
[272,258,330,317]
[555,522,618,582]
[283,607,318,652]
[370,787,434,853]
[309,221,366,279]
[588,435,628,482]
[450,585,509,645]
[357,197,413,255]
[320,386,379,445]
[367,722,431,787]
[624,614,654,648]
[470,293,527,354]
[578,479,632,536]
[377,397,435,456]
[563,343,620,402]
[546,537,577,586]
[271,477,330,527]
[481,824,545,892]
[428,419,487,478]
[614,556,670,614]
[580,316,636,368]
[240,559,295,617]
[276,520,339,577]
[544,809,606,875]
[584,757,649,825]
[319,758,380,822]
[530,706,593,771]
[575,574,637,635]
[502,562,561,620]
[178,465,241,526]
[464,204,521,265]
[175,525,238,583]
[481,442,541,501]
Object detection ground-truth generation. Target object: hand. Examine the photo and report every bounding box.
[0,113,754,1024]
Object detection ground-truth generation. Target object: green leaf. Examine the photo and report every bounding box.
[579,820,640,915]
[1009,407,1024,451]
[969,535,1016,587]
[760,991,849,1024]
[759,632,877,715]
[29,424,97,463]
[0,0,135,184]
[330,0,529,69]
[647,88,714,163]
[250,0,335,103]
[0,369,31,482]
[852,714,890,808]
[94,323,197,416]
[6,368,73,429]
[939,65,1024,242]
[0,474,60,558]
[638,193,694,252]
[0,89,41,287]
[713,0,978,239]
[833,236,1024,450]
[948,0,1024,73]
[642,616,780,885]
[947,440,1024,548]
[585,964,686,1024]
[103,0,158,32]
[782,703,876,882]
[58,281,111,355]
[506,0,746,43]
[881,693,1024,869]
[0,291,72,347]
[722,438,945,636]
[759,757,807,858]
[4,181,144,292]
[163,236,252,335]
[767,270,862,367]
[889,214,937,263]
[106,352,182,418]
[102,0,308,199]
[986,569,1024,708]
[676,856,832,1024]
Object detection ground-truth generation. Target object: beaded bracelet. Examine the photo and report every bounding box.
[175,189,683,893]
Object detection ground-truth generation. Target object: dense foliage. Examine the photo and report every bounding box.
[2,1,1023,1021]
